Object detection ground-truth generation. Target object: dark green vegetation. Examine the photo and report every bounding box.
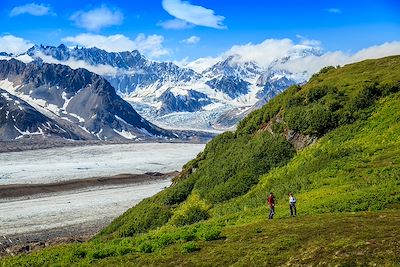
[2,56,400,266]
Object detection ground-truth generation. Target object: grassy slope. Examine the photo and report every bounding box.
[213,92,400,219]
[96,211,400,266]
[1,56,400,266]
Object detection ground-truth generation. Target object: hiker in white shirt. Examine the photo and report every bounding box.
[288,192,297,216]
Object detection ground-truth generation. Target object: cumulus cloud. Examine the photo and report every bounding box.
[70,5,123,31]
[0,35,33,55]
[158,18,193,30]
[223,38,306,67]
[133,34,170,57]
[62,33,169,58]
[63,34,133,52]
[182,35,200,44]
[273,41,400,75]
[349,42,400,62]
[187,38,400,77]
[9,3,54,17]
[161,0,226,29]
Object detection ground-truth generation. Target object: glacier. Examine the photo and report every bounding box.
[0,143,205,185]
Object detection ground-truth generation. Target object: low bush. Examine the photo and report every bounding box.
[109,202,172,237]
[171,194,211,226]
[196,225,222,241]
[138,241,155,253]
[181,242,201,253]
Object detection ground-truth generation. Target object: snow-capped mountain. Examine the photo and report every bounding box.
[0,59,178,141]
[158,89,212,115]
[0,88,80,140]
[1,44,322,131]
[26,44,200,94]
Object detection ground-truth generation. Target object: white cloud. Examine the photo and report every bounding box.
[223,39,303,67]
[9,3,53,17]
[182,35,200,44]
[62,33,169,58]
[186,38,400,77]
[300,39,322,47]
[63,34,133,52]
[326,8,342,14]
[34,51,118,75]
[161,0,226,29]
[0,35,33,55]
[172,57,189,67]
[349,42,400,62]
[133,34,170,57]
[276,41,400,75]
[185,56,221,73]
[296,34,321,47]
[70,5,123,31]
[158,19,193,30]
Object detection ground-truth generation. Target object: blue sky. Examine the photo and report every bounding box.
[0,0,399,61]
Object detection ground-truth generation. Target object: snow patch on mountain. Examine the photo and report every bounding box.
[113,128,137,140]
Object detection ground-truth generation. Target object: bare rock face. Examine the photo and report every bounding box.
[285,130,317,150]
[257,112,317,151]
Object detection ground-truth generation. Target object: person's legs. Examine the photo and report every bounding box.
[290,204,294,216]
[293,204,297,216]
[269,207,275,219]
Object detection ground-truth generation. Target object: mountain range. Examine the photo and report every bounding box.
[0,58,186,141]
[1,44,322,132]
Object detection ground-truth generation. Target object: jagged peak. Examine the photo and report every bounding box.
[57,44,67,50]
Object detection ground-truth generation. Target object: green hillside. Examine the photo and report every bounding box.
[2,56,400,266]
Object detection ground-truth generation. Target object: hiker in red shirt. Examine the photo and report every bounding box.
[267,192,276,219]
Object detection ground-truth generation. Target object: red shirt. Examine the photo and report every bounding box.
[268,195,275,207]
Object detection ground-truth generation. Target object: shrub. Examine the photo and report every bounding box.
[117,203,172,237]
[306,86,329,103]
[138,241,155,253]
[89,247,116,260]
[179,230,196,241]
[181,242,200,253]
[348,84,380,111]
[162,178,196,206]
[309,66,336,81]
[65,246,87,262]
[171,194,211,226]
[284,106,309,133]
[285,104,336,136]
[286,95,305,108]
[378,80,400,96]
[196,225,222,241]
[271,121,285,134]
[306,104,336,135]
[172,206,210,227]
